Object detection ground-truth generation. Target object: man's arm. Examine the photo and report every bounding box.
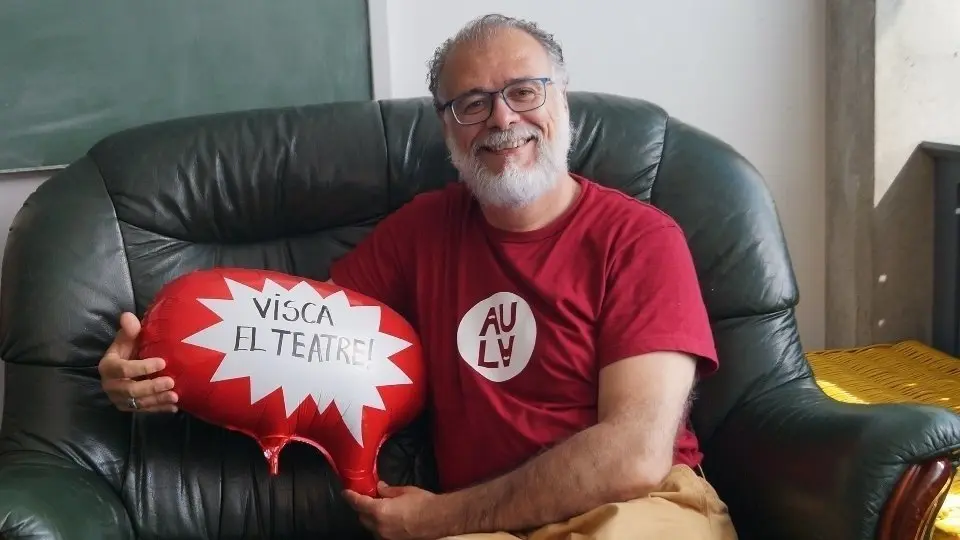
[426,223,713,536]
[427,349,698,536]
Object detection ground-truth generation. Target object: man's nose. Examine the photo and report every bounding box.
[485,95,521,131]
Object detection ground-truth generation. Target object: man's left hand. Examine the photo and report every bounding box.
[343,481,439,540]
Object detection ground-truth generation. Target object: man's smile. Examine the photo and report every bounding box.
[481,137,535,156]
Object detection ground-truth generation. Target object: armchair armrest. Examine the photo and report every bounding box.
[703,378,960,540]
[0,450,134,540]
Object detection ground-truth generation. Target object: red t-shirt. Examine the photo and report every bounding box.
[329,175,718,492]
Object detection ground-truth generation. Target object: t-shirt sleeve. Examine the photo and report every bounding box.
[597,223,718,376]
[328,201,420,318]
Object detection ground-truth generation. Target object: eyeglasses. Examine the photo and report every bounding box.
[439,77,553,126]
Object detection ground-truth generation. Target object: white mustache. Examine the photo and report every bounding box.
[474,126,543,154]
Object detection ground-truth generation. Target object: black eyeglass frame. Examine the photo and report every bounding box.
[437,77,554,126]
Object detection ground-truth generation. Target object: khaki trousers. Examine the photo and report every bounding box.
[441,465,737,540]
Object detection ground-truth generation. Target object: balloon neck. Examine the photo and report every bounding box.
[260,436,290,476]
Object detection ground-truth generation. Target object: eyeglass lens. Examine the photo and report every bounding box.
[452,79,547,124]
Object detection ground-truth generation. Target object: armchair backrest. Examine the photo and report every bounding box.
[0,92,808,538]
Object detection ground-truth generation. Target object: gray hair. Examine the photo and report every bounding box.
[426,14,568,109]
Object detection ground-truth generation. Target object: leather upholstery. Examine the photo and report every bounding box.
[2,92,959,539]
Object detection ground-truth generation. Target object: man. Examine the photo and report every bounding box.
[97,14,737,540]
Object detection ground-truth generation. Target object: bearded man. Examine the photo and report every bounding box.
[332,14,738,540]
[96,12,737,540]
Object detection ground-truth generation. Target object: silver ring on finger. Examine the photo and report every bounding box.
[128,396,140,410]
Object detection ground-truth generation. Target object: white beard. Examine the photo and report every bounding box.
[447,111,573,209]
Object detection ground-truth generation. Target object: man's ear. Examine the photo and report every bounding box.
[555,90,570,112]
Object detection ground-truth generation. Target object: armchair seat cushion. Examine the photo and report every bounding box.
[807,340,960,539]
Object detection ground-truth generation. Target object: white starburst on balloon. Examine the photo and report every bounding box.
[181,277,414,447]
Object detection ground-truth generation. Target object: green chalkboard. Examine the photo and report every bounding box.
[0,0,373,171]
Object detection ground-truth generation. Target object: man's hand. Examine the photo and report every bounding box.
[343,482,439,540]
[430,350,699,536]
[98,311,178,413]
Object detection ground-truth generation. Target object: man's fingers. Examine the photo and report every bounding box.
[121,357,166,379]
[107,312,142,359]
[377,481,405,498]
[119,311,141,340]
[126,390,179,410]
[100,356,165,381]
[97,313,178,415]
[99,354,165,381]
[123,401,179,414]
[103,377,176,403]
[118,392,179,413]
[101,374,177,414]
[126,376,175,398]
[109,387,179,412]
[343,489,378,512]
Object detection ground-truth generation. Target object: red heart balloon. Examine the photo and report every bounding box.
[138,267,426,496]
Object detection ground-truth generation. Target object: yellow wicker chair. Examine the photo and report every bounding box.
[807,340,960,539]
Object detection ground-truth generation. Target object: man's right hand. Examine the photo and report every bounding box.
[98,311,178,413]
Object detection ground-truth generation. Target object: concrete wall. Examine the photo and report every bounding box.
[825,0,960,349]
[875,0,960,204]
[873,0,960,346]
[825,0,877,348]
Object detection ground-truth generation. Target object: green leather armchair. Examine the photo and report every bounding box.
[1,92,959,539]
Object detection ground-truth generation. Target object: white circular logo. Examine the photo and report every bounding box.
[456,292,536,382]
